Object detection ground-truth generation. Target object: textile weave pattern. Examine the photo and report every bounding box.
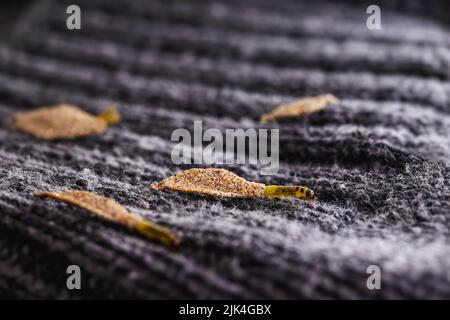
[1,0,450,299]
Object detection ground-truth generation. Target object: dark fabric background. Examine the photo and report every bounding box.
[0,1,32,37]
[1,0,450,299]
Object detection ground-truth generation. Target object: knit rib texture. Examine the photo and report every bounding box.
[1,0,450,299]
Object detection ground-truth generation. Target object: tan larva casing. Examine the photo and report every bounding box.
[260,94,338,123]
[151,168,265,198]
[11,104,120,140]
[151,168,315,201]
[34,190,180,247]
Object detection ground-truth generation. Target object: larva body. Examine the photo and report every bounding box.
[264,185,315,201]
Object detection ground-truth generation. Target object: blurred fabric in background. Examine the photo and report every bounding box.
[0,1,33,37]
[2,0,450,299]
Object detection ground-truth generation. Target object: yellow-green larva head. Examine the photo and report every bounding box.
[296,186,316,201]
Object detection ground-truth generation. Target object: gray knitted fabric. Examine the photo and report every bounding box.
[1,0,450,299]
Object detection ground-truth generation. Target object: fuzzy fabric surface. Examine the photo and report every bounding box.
[1,0,450,299]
